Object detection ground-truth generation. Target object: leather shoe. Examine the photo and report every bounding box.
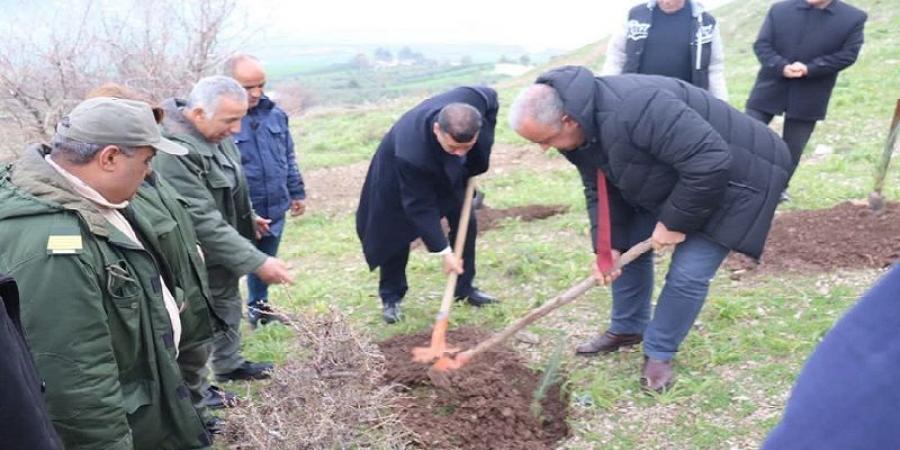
[215,360,274,382]
[455,288,498,307]
[247,299,286,329]
[203,385,239,409]
[382,303,401,324]
[640,356,675,393]
[575,330,642,355]
[205,416,225,435]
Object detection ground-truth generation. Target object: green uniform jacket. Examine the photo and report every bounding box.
[153,98,267,280]
[132,173,223,348]
[0,146,210,450]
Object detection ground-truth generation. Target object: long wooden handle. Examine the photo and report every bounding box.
[436,178,478,318]
[460,238,653,358]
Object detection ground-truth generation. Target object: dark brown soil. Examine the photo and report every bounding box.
[379,327,570,450]
[477,204,570,232]
[725,201,900,275]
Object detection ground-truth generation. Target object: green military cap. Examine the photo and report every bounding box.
[56,96,187,155]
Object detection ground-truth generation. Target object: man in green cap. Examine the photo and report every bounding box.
[0,97,210,449]
[154,76,294,384]
[86,82,234,435]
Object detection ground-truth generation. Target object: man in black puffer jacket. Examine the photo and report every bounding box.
[510,66,791,392]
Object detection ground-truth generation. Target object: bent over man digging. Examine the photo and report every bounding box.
[510,66,792,391]
[356,86,500,324]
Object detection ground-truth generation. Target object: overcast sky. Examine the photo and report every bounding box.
[244,0,734,52]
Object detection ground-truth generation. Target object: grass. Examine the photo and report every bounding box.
[227,0,900,448]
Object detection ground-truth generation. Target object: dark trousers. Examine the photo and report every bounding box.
[746,108,817,176]
[378,209,477,305]
[246,217,285,306]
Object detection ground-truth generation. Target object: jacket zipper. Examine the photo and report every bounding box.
[695,15,703,70]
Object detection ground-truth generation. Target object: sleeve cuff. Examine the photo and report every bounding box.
[432,246,452,256]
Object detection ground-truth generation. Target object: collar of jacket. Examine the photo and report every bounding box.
[796,0,837,13]
[248,95,276,116]
[645,0,706,18]
[535,65,602,146]
[8,144,113,237]
[159,97,219,156]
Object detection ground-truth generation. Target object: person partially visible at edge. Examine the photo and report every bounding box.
[746,0,867,189]
[0,273,63,450]
[601,0,728,101]
[509,66,791,392]
[86,82,237,438]
[223,54,307,328]
[153,76,294,385]
[356,86,500,325]
[0,97,210,449]
[763,263,900,449]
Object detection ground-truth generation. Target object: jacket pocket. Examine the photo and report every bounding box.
[120,379,152,415]
[106,261,142,308]
[702,181,763,243]
[266,122,289,164]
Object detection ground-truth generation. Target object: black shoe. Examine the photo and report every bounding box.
[215,361,274,382]
[575,331,643,355]
[204,385,239,409]
[248,299,285,329]
[382,303,401,324]
[205,416,225,435]
[455,288,499,307]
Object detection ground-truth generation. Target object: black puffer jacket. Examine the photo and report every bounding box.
[537,66,791,259]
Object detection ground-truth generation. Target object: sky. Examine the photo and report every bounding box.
[243,0,734,52]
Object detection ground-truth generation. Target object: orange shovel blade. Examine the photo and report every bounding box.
[411,317,459,363]
[431,350,472,372]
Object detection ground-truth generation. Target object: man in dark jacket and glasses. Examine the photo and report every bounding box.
[510,66,792,392]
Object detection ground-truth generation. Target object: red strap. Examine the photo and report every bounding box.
[595,169,614,273]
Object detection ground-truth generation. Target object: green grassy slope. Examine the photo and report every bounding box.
[238,2,900,448]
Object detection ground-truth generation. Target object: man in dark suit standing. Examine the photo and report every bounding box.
[746,0,867,182]
[356,87,499,324]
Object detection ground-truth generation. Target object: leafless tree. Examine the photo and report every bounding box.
[0,0,243,158]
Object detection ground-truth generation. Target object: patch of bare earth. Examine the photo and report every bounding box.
[379,327,570,450]
[726,201,900,276]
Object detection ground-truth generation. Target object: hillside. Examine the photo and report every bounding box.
[296,0,900,207]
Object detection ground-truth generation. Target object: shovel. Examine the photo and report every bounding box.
[411,177,478,363]
[429,238,653,379]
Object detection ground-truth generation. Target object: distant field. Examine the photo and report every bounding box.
[284,62,508,106]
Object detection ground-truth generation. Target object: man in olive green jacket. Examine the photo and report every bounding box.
[86,82,234,430]
[0,98,209,449]
[154,76,294,382]
[132,173,230,433]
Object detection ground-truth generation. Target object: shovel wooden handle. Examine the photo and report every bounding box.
[458,238,653,360]
[435,177,478,319]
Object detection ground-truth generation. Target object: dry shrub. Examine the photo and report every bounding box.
[222,308,413,449]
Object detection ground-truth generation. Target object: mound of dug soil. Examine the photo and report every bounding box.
[726,201,900,275]
[477,204,569,233]
[379,327,569,450]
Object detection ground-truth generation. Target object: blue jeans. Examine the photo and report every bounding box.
[246,217,285,306]
[609,211,729,361]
